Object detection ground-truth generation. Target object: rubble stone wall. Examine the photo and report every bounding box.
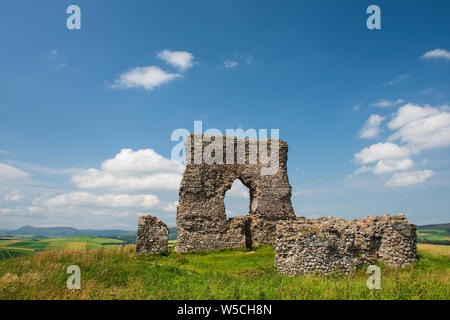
[136,215,169,255]
[275,214,417,275]
[175,134,296,253]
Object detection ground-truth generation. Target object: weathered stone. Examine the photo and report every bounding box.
[275,214,417,275]
[175,134,296,253]
[136,215,169,255]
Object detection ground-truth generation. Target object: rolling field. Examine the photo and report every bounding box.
[0,243,448,300]
[418,229,450,241]
[0,236,124,260]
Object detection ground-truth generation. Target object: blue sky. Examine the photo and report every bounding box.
[0,0,449,230]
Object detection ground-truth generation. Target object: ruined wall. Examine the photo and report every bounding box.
[175,134,296,253]
[136,215,169,255]
[275,214,417,275]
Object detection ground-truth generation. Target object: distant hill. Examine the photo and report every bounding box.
[0,226,134,238]
[418,223,450,231]
[0,225,178,240]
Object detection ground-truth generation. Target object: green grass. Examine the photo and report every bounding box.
[0,244,448,300]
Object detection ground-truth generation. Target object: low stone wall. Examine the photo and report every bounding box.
[275,214,417,275]
[175,216,249,253]
[136,215,169,255]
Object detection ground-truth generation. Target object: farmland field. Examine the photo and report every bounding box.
[0,236,125,260]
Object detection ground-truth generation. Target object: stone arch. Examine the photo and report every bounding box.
[175,134,296,253]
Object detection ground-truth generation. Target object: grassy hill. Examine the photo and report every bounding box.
[418,223,450,231]
[0,244,448,300]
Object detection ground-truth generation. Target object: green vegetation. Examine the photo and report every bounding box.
[417,229,450,245]
[0,244,448,300]
[0,236,124,260]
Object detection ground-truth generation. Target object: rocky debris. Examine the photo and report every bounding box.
[275,214,417,275]
[175,134,296,253]
[136,215,169,255]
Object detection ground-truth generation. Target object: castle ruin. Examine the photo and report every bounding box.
[137,134,417,274]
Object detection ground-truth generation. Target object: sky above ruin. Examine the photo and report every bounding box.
[0,0,449,230]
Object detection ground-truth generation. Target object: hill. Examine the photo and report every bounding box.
[418,223,450,231]
[0,226,134,238]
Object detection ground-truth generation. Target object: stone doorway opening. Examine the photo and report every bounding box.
[224,179,253,249]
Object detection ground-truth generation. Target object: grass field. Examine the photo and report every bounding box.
[418,229,450,241]
[0,243,448,300]
[0,236,124,260]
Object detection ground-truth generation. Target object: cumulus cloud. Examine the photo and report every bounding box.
[226,180,249,198]
[0,163,28,180]
[421,48,450,61]
[41,192,160,209]
[388,104,450,153]
[386,170,434,187]
[157,50,194,71]
[383,74,409,86]
[101,148,183,175]
[113,66,182,91]
[373,159,414,175]
[370,99,405,108]
[359,114,385,138]
[224,60,238,68]
[354,142,411,165]
[3,191,25,202]
[163,201,178,212]
[0,208,12,215]
[353,102,450,186]
[72,148,183,191]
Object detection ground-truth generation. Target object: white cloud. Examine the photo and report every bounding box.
[370,99,405,108]
[354,103,450,186]
[157,50,194,71]
[388,104,450,153]
[27,206,42,213]
[113,66,182,91]
[224,60,238,68]
[373,159,414,175]
[0,208,12,215]
[41,192,160,209]
[0,149,10,155]
[352,104,362,112]
[226,180,249,198]
[73,170,181,191]
[0,163,28,180]
[359,114,385,138]
[163,201,178,212]
[386,170,434,187]
[384,74,409,86]
[354,142,411,165]
[101,148,183,175]
[72,148,183,191]
[421,48,450,61]
[3,191,25,202]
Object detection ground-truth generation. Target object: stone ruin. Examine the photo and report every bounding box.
[175,134,296,253]
[136,215,169,255]
[275,214,417,275]
[136,134,418,274]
